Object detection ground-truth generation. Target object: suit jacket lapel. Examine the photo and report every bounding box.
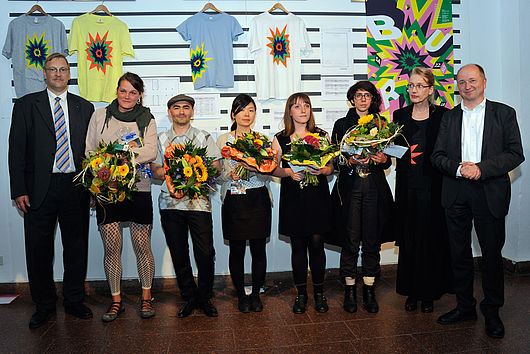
[35,90,55,135]
[452,105,463,162]
[481,100,493,158]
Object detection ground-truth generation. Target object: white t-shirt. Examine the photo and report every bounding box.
[249,12,311,100]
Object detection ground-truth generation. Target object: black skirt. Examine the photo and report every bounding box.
[222,186,272,240]
[96,191,153,225]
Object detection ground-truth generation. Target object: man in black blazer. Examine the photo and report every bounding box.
[431,64,524,338]
[8,53,95,328]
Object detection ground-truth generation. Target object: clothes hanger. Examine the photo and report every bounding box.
[25,3,48,16]
[90,3,113,16]
[201,2,222,13]
[268,2,290,14]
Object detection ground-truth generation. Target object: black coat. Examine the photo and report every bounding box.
[431,100,524,218]
[8,89,94,209]
[393,104,448,243]
[327,108,395,247]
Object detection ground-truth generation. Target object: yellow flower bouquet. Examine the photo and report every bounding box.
[340,113,403,177]
[74,140,138,204]
[163,141,218,199]
[342,113,403,154]
[282,132,340,188]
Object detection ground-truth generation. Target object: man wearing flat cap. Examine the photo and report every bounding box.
[151,94,222,318]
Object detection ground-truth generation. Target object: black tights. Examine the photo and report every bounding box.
[229,239,267,298]
[291,234,326,295]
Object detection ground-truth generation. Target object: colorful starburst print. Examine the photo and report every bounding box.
[267,25,290,67]
[366,0,454,116]
[24,31,51,71]
[85,31,113,74]
[410,144,423,165]
[190,42,212,83]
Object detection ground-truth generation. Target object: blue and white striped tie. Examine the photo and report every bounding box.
[53,97,71,172]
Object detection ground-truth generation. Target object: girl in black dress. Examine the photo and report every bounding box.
[393,67,452,312]
[330,81,394,314]
[216,94,272,313]
[272,93,334,314]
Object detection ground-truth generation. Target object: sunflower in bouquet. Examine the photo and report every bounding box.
[282,132,340,188]
[342,113,403,157]
[340,114,403,177]
[75,140,138,204]
[164,141,218,199]
[221,131,277,180]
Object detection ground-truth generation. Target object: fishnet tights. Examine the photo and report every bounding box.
[99,222,155,295]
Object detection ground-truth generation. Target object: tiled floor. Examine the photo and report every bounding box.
[1,271,529,353]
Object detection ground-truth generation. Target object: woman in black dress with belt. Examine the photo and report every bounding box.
[272,93,334,314]
[330,81,394,314]
[393,67,452,312]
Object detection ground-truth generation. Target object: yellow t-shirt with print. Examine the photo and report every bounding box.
[68,14,134,102]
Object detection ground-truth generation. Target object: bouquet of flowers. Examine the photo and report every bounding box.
[164,141,218,199]
[282,132,340,188]
[340,113,403,177]
[220,131,278,179]
[75,140,138,204]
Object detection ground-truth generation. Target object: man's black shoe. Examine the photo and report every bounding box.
[485,315,505,339]
[64,302,93,319]
[29,309,55,329]
[437,308,477,325]
[177,300,196,318]
[199,300,218,317]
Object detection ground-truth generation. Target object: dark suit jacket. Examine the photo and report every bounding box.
[9,89,95,210]
[431,100,524,218]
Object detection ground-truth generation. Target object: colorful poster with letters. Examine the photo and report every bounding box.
[366,0,454,117]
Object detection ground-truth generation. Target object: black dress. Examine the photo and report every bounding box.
[393,104,453,301]
[276,129,332,238]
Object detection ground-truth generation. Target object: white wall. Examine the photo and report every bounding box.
[0,0,527,284]
[454,0,529,262]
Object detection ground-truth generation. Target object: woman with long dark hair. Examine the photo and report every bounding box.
[85,72,157,321]
[393,67,452,312]
[272,93,334,314]
[216,94,272,313]
[331,81,394,314]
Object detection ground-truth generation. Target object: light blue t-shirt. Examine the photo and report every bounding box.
[177,12,243,89]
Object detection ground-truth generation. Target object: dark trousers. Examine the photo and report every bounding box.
[160,209,215,303]
[24,173,89,311]
[445,180,505,317]
[340,176,381,279]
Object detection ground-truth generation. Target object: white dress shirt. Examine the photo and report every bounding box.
[47,89,75,173]
[456,98,486,176]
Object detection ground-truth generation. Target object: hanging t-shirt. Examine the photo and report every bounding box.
[249,12,311,100]
[68,14,134,102]
[177,12,243,89]
[2,15,68,98]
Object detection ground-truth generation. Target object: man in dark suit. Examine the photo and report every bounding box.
[431,64,524,339]
[8,53,95,328]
